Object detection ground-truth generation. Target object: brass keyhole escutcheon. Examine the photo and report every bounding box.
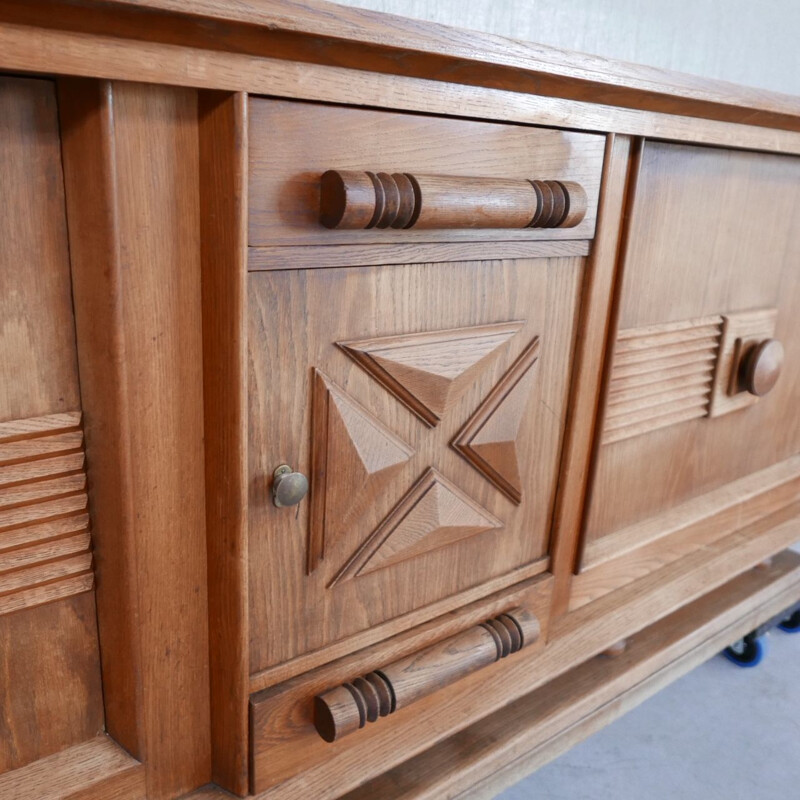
[272,464,309,508]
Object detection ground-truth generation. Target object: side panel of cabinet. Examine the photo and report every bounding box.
[0,77,103,773]
[248,257,583,673]
[573,142,800,609]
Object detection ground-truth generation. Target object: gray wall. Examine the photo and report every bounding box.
[335,0,800,96]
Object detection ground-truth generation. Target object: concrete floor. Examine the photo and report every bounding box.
[497,625,800,799]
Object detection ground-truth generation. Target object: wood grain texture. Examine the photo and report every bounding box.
[583,142,800,563]
[249,576,552,792]
[247,240,590,271]
[0,593,104,774]
[0,77,80,424]
[313,607,540,742]
[337,549,800,800]
[548,134,634,618]
[572,455,800,610]
[320,171,587,230]
[249,257,581,672]
[15,0,800,130]
[602,316,723,444]
[708,308,778,417]
[198,90,250,796]
[250,508,800,799]
[59,78,211,798]
[0,734,145,800]
[248,99,604,246]
[2,15,800,159]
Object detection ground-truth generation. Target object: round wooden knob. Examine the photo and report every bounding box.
[740,339,783,397]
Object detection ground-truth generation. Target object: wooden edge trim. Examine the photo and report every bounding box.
[336,549,800,800]
[57,76,145,759]
[547,134,634,619]
[2,25,800,157]
[570,137,644,574]
[198,89,250,796]
[15,0,800,131]
[249,512,800,799]
[582,455,800,570]
[247,240,591,271]
[0,734,145,800]
[249,559,550,694]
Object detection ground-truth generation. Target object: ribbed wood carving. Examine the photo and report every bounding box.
[313,606,540,742]
[320,171,588,230]
[603,317,724,444]
[0,412,93,616]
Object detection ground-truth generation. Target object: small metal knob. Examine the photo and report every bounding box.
[740,339,784,397]
[272,464,309,508]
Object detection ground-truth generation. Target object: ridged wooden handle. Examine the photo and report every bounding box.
[313,606,540,742]
[319,171,587,230]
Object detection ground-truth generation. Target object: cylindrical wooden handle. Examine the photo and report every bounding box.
[319,171,587,230]
[313,606,540,742]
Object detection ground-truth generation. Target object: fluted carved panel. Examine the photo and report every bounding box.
[308,371,415,573]
[0,412,93,616]
[339,321,522,427]
[603,317,723,444]
[452,337,540,503]
[332,468,502,584]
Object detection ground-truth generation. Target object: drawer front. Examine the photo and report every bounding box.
[250,574,553,793]
[248,99,605,247]
[248,255,582,673]
[573,142,800,608]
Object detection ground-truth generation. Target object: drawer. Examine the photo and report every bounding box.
[247,98,606,248]
[248,253,583,675]
[250,574,553,793]
[572,142,800,609]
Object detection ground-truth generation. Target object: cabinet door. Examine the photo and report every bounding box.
[0,77,102,774]
[572,142,800,610]
[248,256,582,672]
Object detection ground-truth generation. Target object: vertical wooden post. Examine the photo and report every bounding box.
[198,90,250,796]
[59,78,212,799]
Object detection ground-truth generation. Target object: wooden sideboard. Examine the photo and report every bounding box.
[1,2,799,798]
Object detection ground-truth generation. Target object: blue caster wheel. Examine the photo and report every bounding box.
[778,610,800,633]
[722,634,767,668]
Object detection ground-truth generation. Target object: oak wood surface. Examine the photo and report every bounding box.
[247,240,590,271]
[3,18,800,158]
[313,606,540,742]
[0,734,145,800]
[0,592,104,775]
[59,78,212,799]
[248,99,604,246]
[319,171,587,231]
[198,90,250,797]
[249,510,800,798]
[547,134,633,619]
[25,0,800,131]
[0,77,80,423]
[249,576,552,792]
[582,143,800,576]
[248,257,581,672]
[337,549,800,800]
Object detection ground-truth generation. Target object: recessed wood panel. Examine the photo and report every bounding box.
[0,78,80,423]
[248,99,605,247]
[248,257,582,673]
[580,142,800,585]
